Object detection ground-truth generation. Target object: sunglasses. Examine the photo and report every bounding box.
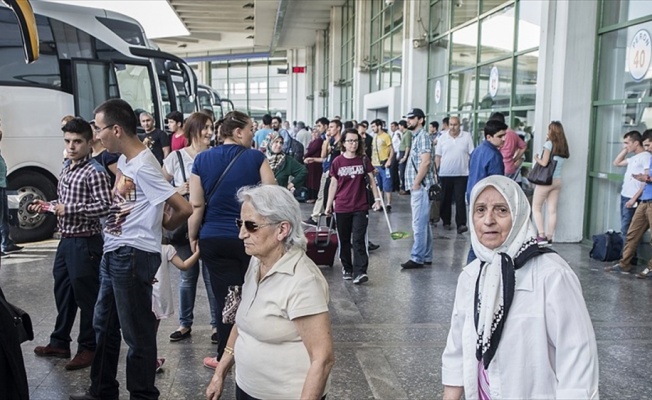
[235,218,278,232]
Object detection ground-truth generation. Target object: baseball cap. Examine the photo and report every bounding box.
[404,108,425,119]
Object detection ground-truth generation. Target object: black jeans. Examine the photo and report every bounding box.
[398,151,407,191]
[440,176,468,227]
[335,211,369,277]
[50,235,103,353]
[236,385,327,400]
[200,237,250,360]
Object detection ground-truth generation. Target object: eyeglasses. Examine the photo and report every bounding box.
[344,139,359,143]
[94,124,115,134]
[235,218,278,233]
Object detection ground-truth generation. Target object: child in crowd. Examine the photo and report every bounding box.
[152,243,200,372]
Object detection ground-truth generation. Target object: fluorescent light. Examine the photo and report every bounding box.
[42,0,189,39]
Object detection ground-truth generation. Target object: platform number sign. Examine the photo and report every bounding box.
[629,29,651,82]
[434,80,441,104]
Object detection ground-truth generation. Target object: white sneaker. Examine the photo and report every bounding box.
[353,274,368,285]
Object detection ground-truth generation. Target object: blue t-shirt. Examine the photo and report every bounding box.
[543,140,566,178]
[192,144,265,239]
[466,140,504,202]
[254,128,273,148]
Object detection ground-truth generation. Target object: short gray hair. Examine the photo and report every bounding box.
[237,185,306,251]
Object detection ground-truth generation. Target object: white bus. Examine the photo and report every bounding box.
[0,0,197,242]
[197,83,234,120]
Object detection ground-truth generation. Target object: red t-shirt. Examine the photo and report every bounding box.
[329,155,374,213]
[170,132,188,151]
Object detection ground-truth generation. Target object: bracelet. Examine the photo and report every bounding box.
[224,346,234,356]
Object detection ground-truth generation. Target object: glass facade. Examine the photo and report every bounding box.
[369,0,403,92]
[426,0,541,149]
[586,1,652,236]
[322,28,330,117]
[210,57,288,120]
[339,0,355,120]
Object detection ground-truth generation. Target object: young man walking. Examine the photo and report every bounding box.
[70,99,192,400]
[31,118,112,371]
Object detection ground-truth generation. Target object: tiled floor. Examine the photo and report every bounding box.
[1,195,651,399]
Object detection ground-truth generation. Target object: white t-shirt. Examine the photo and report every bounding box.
[622,151,652,198]
[163,148,194,187]
[435,131,474,176]
[152,244,177,319]
[392,130,402,153]
[235,248,331,400]
[104,149,176,253]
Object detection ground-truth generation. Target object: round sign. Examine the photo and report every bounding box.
[629,29,652,82]
[434,80,441,104]
[489,66,499,98]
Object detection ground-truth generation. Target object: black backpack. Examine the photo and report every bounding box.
[589,231,623,262]
[285,136,304,163]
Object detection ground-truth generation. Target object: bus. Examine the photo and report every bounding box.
[0,0,197,242]
[197,83,234,120]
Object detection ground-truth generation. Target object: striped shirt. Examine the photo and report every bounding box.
[51,154,112,235]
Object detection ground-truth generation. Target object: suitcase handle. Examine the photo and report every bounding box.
[315,214,334,247]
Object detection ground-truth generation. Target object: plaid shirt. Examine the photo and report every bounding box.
[50,154,112,235]
[405,127,435,190]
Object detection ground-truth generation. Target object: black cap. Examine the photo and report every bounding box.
[405,108,425,119]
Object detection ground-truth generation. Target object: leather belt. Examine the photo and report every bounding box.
[61,231,96,238]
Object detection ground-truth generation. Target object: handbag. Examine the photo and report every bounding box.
[0,294,33,344]
[410,157,441,201]
[222,285,241,324]
[528,156,557,186]
[164,151,190,244]
[362,156,375,207]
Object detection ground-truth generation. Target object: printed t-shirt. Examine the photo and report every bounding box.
[371,132,392,166]
[140,128,170,165]
[152,244,177,319]
[329,155,374,213]
[622,151,652,198]
[104,150,176,253]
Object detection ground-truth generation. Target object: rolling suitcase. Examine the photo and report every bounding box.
[305,214,338,267]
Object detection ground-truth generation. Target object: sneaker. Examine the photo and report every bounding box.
[604,263,631,274]
[34,344,71,358]
[0,251,7,258]
[203,356,218,370]
[636,268,652,279]
[353,274,369,285]
[156,358,166,373]
[386,205,392,212]
[342,270,353,280]
[536,236,550,247]
[368,242,380,251]
[3,244,23,253]
[424,261,432,266]
[169,328,191,342]
[457,225,468,234]
[65,350,94,370]
[303,218,317,226]
[401,260,424,269]
[211,332,218,344]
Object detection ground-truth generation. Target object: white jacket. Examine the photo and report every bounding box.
[442,252,599,399]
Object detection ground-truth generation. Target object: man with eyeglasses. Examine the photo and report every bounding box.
[30,117,112,371]
[70,99,192,400]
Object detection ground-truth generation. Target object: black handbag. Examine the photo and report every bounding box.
[528,159,557,186]
[0,294,33,344]
[362,156,375,207]
[164,151,190,244]
[411,157,441,201]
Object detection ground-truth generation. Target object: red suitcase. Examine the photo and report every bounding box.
[304,215,338,267]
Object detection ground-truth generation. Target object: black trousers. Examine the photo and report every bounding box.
[398,151,407,191]
[391,153,400,191]
[200,237,250,360]
[335,211,369,277]
[50,234,103,352]
[440,176,468,227]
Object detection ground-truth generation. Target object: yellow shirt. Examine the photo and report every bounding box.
[371,131,392,166]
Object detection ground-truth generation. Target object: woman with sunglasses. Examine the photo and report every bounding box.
[325,128,381,284]
[188,111,276,370]
[267,134,308,193]
[161,112,220,344]
[206,185,333,400]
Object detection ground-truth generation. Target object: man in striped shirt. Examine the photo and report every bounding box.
[31,117,112,371]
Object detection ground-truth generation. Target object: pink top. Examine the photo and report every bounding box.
[499,129,526,174]
[170,132,187,151]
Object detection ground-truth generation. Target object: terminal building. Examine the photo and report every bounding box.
[154,0,652,244]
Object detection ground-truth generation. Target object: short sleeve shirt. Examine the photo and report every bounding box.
[104,150,176,253]
[152,244,177,319]
[435,131,474,176]
[399,130,412,152]
[622,151,652,198]
[163,148,194,187]
[141,128,170,165]
[405,128,435,190]
[329,155,374,213]
[371,132,392,166]
[500,129,526,174]
[235,248,330,400]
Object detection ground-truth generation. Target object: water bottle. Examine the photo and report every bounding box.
[385,168,390,179]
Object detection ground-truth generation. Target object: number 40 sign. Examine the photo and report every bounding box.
[629,29,651,82]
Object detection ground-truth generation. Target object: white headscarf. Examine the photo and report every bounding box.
[468,175,541,369]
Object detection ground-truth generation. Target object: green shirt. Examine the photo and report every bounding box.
[399,130,412,152]
[0,152,7,188]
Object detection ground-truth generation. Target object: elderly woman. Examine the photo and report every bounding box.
[268,134,308,192]
[442,176,598,400]
[206,185,334,400]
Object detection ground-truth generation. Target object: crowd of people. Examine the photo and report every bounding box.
[0,101,605,400]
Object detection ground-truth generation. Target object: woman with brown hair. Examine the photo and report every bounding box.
[532,121,570,246]
[188,110,276,369]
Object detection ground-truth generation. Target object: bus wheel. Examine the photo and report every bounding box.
[7,173,57,243]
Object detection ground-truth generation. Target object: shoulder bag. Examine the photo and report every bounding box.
[528,148,557,186]
[410,155,441,201]
[164,151,190,244]
[0,293,33,344]
[362,156,375,208]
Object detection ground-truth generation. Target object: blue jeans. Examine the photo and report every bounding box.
[410,188,433,263]
[89,246,161,400]
[0,187,16,251]
[177,243,218,329]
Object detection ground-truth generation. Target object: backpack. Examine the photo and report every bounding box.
[285,136,304,163]
[589,230,623,262]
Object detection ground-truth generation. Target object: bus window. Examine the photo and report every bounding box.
[115,63,155,117]
[96,17,145,46]
[73,61,118,120]
[49,18,94,59]
[0,8,59,87]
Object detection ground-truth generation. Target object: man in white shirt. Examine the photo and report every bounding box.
[295,121,311,150]
[612,130,651,247]
[390,121,402,194]
[435,116,474,234]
